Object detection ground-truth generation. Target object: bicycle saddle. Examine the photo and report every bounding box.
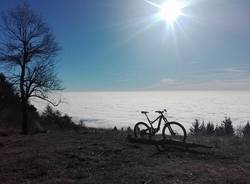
[141,111,149,114]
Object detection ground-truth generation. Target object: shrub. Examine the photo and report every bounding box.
[113,126,118,131]
[189,118,237,137]
[215,125,225,136]
[200,122,206,135]
[127,126,132,132]
[234,125,244,137]
[0,74,79,133]
[222,117,234,136]
[243,121,250,137]
[206,122,215,136]
[189,119,201,136]
[40,105,77,131]
[189,119,207,136]
[213,117,234,136]
[0,73,20,111]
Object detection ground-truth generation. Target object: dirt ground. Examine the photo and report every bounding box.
[1,129,250,184]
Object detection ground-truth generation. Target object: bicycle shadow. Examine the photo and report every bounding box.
[127,134,233,161]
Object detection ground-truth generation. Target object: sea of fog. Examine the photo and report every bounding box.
[32,91,250,130]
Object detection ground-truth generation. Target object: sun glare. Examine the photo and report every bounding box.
[159,0,183,24]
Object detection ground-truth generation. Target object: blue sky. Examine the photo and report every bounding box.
[1,0,250,91]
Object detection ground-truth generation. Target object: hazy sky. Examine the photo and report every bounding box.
[1,0,250,91]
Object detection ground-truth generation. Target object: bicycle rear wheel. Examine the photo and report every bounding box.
[134,122,152,139]
[162,121,187,142]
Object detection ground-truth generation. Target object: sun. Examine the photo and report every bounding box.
[159,0,183,24]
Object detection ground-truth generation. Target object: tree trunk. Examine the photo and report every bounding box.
[21,98,28,135]
[20,62,28,135]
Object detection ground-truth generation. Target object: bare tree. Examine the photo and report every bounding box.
[0,3,61,134]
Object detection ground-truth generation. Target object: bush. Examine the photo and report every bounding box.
[200,122,206,135]
[189,119,207,136]
[0,73,40,131]
[0,73,20,111]
[189,119,201,136]
[40,105,78,131]
[127,126,132,132]
[243,121,250,137]
[234,125,244,137]
[215,125,225,136]
[213,117,234,136]
[222,117,234,136]
[189,118,237,137]
[0,74,79,133]
[206,122,215,136]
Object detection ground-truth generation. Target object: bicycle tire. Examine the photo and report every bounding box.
[134,122,152,139]
[162,121,187,142]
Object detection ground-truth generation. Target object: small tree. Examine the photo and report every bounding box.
[206,122,215,136]
[189,119,200,136]
[199,122,206,135]
[222,117,234,136]
[0,3,61,134]
[215,124,225,136]
[243,121,250,137]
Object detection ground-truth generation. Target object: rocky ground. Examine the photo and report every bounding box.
[1,128,250,184]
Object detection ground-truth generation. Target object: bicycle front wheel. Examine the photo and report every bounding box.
[134,122,152,139]
[162,121,187,142]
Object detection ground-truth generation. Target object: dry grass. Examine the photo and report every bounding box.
[1,129,250,184]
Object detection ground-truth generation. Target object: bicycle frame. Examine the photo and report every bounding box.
[144,113,169,134]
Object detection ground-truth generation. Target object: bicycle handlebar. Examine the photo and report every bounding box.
[140,109,167,114]
[155,111,162,114]
[155,109,167,114]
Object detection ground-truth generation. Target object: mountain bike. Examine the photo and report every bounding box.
[134,109,187,142]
